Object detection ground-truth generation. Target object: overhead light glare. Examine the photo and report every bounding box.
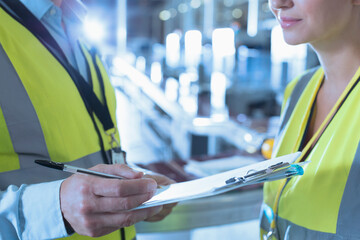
[83,17,105,43]
[159,10,171,21]
[178,3,189,13]
[232,8,243,19]
[190,0,202,9]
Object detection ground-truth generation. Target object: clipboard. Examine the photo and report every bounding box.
[132,152,306,210]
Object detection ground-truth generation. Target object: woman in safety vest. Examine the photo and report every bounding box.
[0,0,175,239]
[261,0,360,239]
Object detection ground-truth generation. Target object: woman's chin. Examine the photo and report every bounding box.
[283,36,306,46]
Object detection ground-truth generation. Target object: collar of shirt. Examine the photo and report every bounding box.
[20,0,87,24]
[61,0,87,23]
[19,0,89,81]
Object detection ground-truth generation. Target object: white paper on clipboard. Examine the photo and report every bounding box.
[132,152,303,210]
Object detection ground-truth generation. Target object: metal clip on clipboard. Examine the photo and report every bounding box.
[215,161,306,192]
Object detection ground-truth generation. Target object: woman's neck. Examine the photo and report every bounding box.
[303,43,360,147]
[311,14,360,86]
[313,42,360,88]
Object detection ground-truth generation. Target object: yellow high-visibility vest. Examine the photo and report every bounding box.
[260,67,360,239]
[0,2,135,239]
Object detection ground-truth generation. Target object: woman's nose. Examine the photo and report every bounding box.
[269,0,293,10]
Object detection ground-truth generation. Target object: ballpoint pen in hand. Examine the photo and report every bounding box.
[35,160,126,179]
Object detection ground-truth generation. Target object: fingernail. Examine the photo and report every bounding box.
[153,206,163,214]
[129,169,143,179]
[147,181,157,192]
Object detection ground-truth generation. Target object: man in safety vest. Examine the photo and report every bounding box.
[0,0,175,239]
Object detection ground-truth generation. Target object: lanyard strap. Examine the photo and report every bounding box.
[1,0,115,132]
[298,74,360,163]
[79,44,109,117]
[268,72,360,238]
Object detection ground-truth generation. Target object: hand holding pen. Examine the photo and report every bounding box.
[35,161,162,237]
[35,160,164,188]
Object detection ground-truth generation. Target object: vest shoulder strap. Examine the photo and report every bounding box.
[279,66,320,132]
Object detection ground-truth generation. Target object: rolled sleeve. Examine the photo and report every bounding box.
[20,180,69,240]
[0,180,70,240]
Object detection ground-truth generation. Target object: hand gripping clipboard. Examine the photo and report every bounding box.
[132,152,306,210]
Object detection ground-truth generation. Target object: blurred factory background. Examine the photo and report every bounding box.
[80,0,319,239]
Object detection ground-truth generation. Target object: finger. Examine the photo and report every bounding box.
[92,178,157,197]
[144,174,176,186]
[92,193,155,212]
[91,206,163,229]
[91,164,143,179]
[163,202,177,209]
[144,207,173,222]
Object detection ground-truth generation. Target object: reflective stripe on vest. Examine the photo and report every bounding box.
[272,67,319,155]
[261,67,360,239]
[0,44,50,173]
[0,6,134,240]
[0,150,106,189]
[278,68,319,134]
[0,43,107,188]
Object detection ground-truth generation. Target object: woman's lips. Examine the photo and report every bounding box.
[279,17,302,29]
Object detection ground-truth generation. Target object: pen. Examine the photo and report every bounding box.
[35,160,126,179]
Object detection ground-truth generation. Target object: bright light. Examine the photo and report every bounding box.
[232,8,243,19]
[179,96,198,114]
[193,117,212,127]
[113,56,122,69]
[186,71,199,83]
[169,8,177,18]
[212,28,235,73]
[244,133,253,142]
[112,56,125,75]
[185,30,202,68]
[117,28,127,54]
[245,146,257,154]
[212,28,235,56]
[178,3,188,13]
[83,17,105,43]
[209,113,226,122]
[123,52,136,65]
[179,72,198,115]
[159,10,171,21]
[179,73,191,96]
[150,62,162,84]
[166,33,180,68]
[190,0,201,9]
[271,25,307,62]
[247,0,259,37]
[270,24,307,89]
[165,77,179,102]
[210,72,227,109]
[135,56,146,72]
